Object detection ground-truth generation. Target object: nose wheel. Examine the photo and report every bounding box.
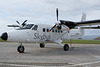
[40,43,45,48]
[17,43,25,53]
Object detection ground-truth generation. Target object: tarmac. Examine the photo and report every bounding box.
[0,42,100,67]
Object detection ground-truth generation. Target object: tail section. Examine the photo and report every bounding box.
[81,12,86,22]
[78,13,86,37]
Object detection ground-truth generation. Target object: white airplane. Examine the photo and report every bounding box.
[1,8,100,53]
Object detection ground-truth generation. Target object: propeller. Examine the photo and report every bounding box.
[49,25,56,32]
[49,8,59,32]
[49,8,76,32]
[16,21,20,25]
[56,8,58,21]
[22,20,27,26]
[16,20,27,27]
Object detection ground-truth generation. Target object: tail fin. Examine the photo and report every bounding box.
[81,12,86,22]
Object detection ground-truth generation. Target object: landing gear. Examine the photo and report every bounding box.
[17,43,25,53]
[40,43,45,48]
[63,44,69,51]
[54,39,70,51]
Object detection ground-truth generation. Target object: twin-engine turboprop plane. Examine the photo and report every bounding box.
[1,8,100,53]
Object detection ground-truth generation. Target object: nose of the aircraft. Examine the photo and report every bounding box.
[1,32,8,41]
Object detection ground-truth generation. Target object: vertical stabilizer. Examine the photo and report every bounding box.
[78,13,86,36]
[81,13,86,22]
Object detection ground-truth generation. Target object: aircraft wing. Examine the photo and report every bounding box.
[60,20,100,29]
[76,20,100,26]
[81,26,100,29]
[7,25,20,27]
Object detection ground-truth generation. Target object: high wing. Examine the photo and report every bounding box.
[7,20,27,28]
[8,25,20,27]
[81,26,100,29]
[60,20,100,29]
[76,20,100,26]
[49,8,100,31]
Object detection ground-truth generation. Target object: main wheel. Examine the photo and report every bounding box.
[40,43,45,48]
[63,44,69,51]
[17,45,25,53]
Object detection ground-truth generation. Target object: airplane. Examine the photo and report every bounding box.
[1,8,100,53]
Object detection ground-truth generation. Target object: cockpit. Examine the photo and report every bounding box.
[22,24,34,29]
[17,24,38,30]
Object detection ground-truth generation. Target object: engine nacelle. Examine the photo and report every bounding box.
[56,25,70,31]
[56,25,62,30]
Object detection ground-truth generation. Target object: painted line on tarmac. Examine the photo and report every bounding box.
[73,61,100,66]
[0,63,67,67]
[0,63,28,67]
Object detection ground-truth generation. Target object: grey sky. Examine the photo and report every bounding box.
[0,0,100,35]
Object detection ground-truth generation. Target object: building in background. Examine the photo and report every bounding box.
[93,37,100,40]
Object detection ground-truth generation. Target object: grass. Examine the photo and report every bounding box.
[0,38,6,42]
[0,38,12,42]
[62,39,100,44]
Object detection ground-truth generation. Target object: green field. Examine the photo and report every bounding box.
[0,38,6,42]
[0,38,100,44]
[62,39,100,44]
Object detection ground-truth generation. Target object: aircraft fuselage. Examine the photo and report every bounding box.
[3,24,84,43]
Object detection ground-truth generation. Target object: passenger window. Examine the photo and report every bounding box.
[58,30,60,33]
[61,30,63,33]
[47,29,49,32]
[55,29,57,33]
[43,28,45,32]
[32,25,38,30]
[52,29,54,32]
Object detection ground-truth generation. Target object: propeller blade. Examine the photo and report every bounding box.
[49,25,56,32]
[23,20,27,23]
[22,20,27,26]
[49,8,59,32]
[56,8,58,21]
[16,21,20,25]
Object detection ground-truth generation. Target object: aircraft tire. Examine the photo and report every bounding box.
[17,45,25,53]
[63,44,69,51]
[40,43,45,48]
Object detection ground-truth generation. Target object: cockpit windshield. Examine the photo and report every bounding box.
[17,24,34,30]
[23,24,34,29]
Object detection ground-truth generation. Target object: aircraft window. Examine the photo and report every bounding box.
[58,30,60,33]
[24,24,34,29]
[32,25,38,30]
[47,29,49,32]
[61,30,63,33]
[55,29,57,33]
[52,29,54,32]
[17,24,34,30]
[43,28,45,32]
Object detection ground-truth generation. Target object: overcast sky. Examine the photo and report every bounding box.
[0,0,100,36]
